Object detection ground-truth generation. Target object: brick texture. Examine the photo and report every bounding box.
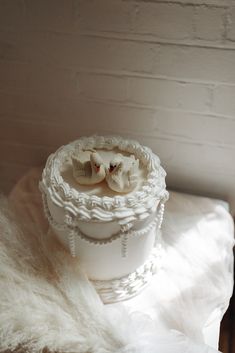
[76,0,134,33]
[153,45,235,83]
[77,73,128,102]
[128,77,212,112]
[133,2,194,40]
[213,85,235,116]
[194,5,225,41]
[0,0,235,212]
[227,7,235,41]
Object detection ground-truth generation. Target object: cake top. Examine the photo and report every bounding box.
[40,135,168,222]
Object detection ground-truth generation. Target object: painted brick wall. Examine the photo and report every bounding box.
[0,0,235,212]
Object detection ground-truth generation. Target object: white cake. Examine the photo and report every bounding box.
[39,135,168,302]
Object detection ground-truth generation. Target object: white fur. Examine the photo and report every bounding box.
[0,183,233,353]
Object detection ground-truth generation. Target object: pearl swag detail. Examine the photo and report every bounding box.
[41,191,165,258]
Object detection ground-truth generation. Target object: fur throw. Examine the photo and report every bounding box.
[0,168,234,353]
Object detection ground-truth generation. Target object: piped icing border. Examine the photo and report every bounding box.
[39,135,168,222]
[42,189,165,257]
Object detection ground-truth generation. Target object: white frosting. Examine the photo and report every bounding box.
[39,135,168,292]
[93,245,164,303]
[40,135,168,223]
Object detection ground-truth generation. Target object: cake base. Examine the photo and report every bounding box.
[92,244,164,304]
[48,227,164,304]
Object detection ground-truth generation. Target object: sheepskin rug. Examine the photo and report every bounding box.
[0,168,234,353]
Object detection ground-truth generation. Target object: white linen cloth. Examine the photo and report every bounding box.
[0,167,233,353]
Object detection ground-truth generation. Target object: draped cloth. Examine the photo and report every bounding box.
[0,167,233,353]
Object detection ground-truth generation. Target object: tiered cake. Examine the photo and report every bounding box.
[39,136,168,303]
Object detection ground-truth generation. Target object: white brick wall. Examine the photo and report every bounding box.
[0,0,235,212]
[128,77,212,111]
[153,45,235,83]
[133,3,195,39]
[194,5,225,41]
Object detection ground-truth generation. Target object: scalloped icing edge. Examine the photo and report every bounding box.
[39,135,169,222]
